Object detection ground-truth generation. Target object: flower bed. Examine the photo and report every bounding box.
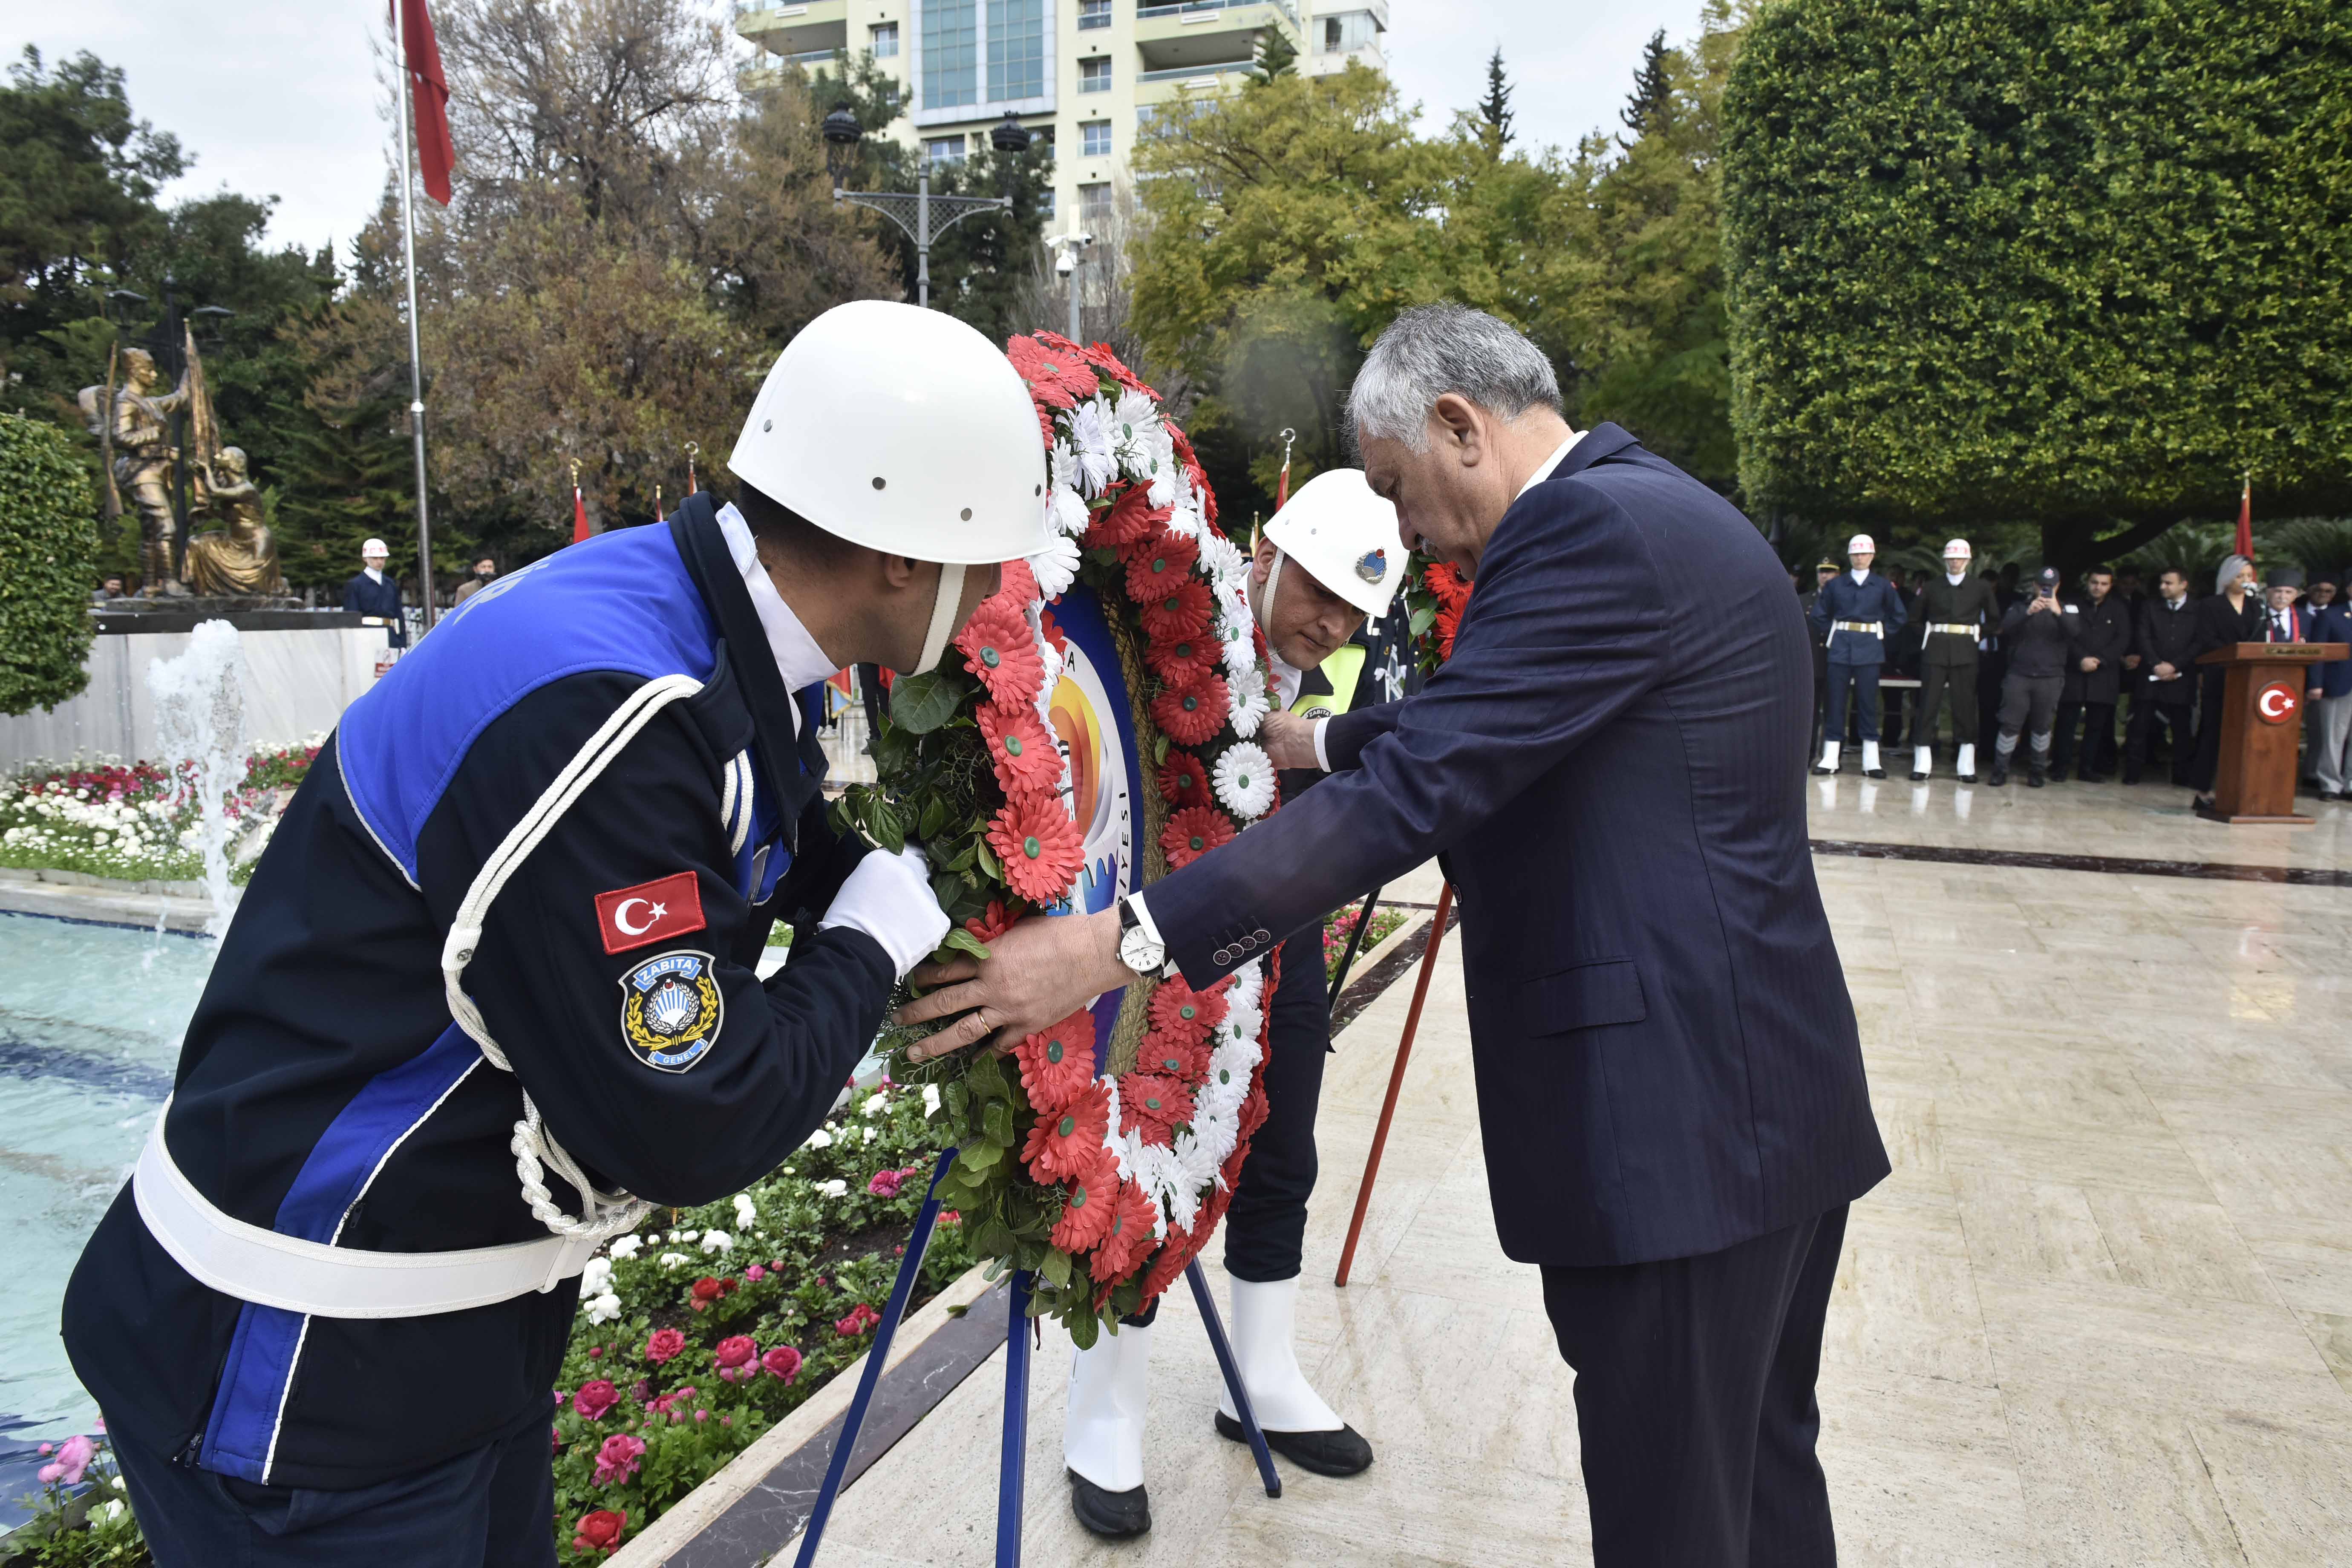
[1323,899,1408,982]
[8,1079,974,1564]
[0,741,321,888]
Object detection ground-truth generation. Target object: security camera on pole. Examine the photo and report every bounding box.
[1807,534,1908,776]
[1049,231,1094,342]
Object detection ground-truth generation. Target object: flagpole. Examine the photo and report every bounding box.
[395,7,437,630]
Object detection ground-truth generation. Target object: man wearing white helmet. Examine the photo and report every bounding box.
[63,301,1039,1565]
[342,535,407,647]
[1908,538,2001,780]
[1062,468,1398,1539]
[1806,533,1908,776]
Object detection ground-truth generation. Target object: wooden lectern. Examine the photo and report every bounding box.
[2194,643,2348,823]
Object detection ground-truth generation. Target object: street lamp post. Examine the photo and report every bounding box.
[823,108,1033,310]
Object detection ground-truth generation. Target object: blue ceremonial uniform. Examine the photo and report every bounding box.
[340,569,407,647]
[1807,569,1907,747]
[66,497,888,1557]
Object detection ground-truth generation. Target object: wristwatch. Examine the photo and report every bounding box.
[1117,894,1171,978]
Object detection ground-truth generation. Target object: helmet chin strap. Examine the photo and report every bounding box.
[914,562,968,674]
[1258,549,1286,641]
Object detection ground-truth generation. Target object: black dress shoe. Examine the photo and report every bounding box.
[1986,763,2008,787]
[1957,770,1977,783]
[1908,769,1928,781]
[1214,1411,1374,1477]
[1067,1470,1151,1538]
[2120,770,2141,785]
[1810,762,1833,776]
[2193,796,2226,821]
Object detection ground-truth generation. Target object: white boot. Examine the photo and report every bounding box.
[1911,745,1932,781]
[1862,740,1884,777]
[1956,742,1977,781]
[1813,740,1840,775]
[1216,1277,1342,1433]
[1064,1322,1150,1493]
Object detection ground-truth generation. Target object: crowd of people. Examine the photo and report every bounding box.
[1799,538,2352,808]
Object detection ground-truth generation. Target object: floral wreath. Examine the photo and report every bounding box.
[1400,557,1472,675]
[841,332,1282,1343]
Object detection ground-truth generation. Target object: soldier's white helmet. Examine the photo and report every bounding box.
[362,538,389,557]
[1943,538,1972,560]
[728,301,1050,567]
[1846,533,1876,555]
[1262,468,1406,622]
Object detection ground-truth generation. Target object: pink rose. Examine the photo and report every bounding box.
[867,1168,907,1199]
[592,1433,646,1486]
[573,1508,628,1554]
[834,1303,882,1337]
[744,1264,767,1283]
[762,1345,804,1384]
[645,1327,686,1364]
[715,1335,758,1383]
[572,1380,621,1421]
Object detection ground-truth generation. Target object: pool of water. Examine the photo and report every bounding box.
[0,911,214,1509]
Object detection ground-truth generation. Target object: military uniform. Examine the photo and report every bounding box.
[1807,568,1908,773]
[1909,570,2000,778]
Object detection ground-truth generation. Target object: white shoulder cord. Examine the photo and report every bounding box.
[440,673,705,1243]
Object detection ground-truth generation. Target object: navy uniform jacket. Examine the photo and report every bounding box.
[64,498,889,1488]
[1807,570,1907,666]
[341,569,407,647]
[1143,425,1888,1268]
[2310,602,2352,700]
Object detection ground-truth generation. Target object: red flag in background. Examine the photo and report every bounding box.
[2235,473,2253,561]
[573,479,591,544]
[398,0,455,205]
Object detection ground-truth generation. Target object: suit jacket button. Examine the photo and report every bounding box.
[1251,928,1271,943]
[1213,947,1232,966]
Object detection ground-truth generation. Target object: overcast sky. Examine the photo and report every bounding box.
[9,0,1709,262]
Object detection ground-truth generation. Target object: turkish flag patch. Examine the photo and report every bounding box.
[595,872,706,956]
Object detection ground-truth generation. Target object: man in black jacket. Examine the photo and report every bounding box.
[1988,567,2080,787]
[2125,569,2198,784]
[1909,538,2000,781]
[2053,566,2131,781]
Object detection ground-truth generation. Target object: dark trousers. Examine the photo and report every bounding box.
[2189,668,2230,792]
[1224,924,1329,1283]
[1976,648,2008,749]
[112,1417,557,1568]
[2126,699,2193,782]
[1542,1207,1848,1568]
[1822,663,1881,745]
[1916,662,1979,747]
[2052,700,2117,776]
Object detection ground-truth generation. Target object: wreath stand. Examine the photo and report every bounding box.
[1334,881,1453,1288]
[792,1146,1283,1567]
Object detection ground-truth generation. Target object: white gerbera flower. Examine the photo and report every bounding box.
[1029,533,1080,600]
[1198,528,1243,585]
[1213,741,1276,817]
[1222,633,1256,683]
[1140,426,1178,505]
[1035,637,1066,725]
[585,1292,623,1325]
[1050,438,1083,495]
[1049,484,1090,538]
[1229,680,1271,739]
[1069,398,1117,496]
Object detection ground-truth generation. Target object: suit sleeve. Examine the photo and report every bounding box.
[1322,699,1404,771]
[1145,481,1673,984]
[444,686,894,1207]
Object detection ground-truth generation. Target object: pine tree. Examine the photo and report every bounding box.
[1479,47,1514,145]
[1620,29,1675,145]
[1254,26,1298,81]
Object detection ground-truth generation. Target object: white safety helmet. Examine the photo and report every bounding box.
[362,538,389,557]
[1943,538,1972,560]
[728,300,1052,671]
[1846,533,1876,556]
[1261,468,1407,626]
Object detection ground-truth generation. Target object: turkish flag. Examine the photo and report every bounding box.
[2236,474,2253,562]
[397,0,455,205]
[573,481,591,544]
[595,871,707,956]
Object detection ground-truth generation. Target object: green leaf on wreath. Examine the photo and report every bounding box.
[890,669,964,734]
[943,926,993,961]
[983,1098,1013,1147]
[945,1080,971,1121]
[868,799,906,855]
[918,795,949,840]
[1153,734,1169,766]
[957,1141,1003,1174]
[1041,1247,1074,1289]
[968,1052,1009,1100]
[974,834,1001,880]
[1409,602,1437,636]
[1069,1312,1100,1351]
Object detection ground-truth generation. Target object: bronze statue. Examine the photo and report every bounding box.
[78,346,193,594]
[183,447,283,597]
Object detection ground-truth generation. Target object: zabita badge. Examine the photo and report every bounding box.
[595,871,706,955]
[620,949,723,1073]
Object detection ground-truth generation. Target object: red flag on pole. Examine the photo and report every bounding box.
[2235,473,2253,561]
[397,0,455,205]
[572,461,591,544]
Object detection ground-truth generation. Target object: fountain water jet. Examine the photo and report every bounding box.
[147,620,250,941]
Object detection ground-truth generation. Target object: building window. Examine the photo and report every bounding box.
[871,21,899,58]
[1080,181,1113,216]
[1078,0,1112,29]
[986,0,1045,101]
[1040,187,1056,218]
[1079,55,1111,93]
[922,1,977,107]
[1081,120,1111,158]
[927,134,967,167]
[1320,11,1378,53]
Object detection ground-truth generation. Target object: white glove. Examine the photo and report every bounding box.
[817,845,949,981]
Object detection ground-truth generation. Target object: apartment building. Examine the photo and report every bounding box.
[736,0,1389,227]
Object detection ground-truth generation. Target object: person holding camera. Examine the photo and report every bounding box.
[1987,566,2081,787]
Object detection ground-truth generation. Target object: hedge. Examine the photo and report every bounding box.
[0,413,101,717]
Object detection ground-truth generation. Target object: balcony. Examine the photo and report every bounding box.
[1133,59,1255,105]
[733,0,847,61]
[1133,0,1300,73]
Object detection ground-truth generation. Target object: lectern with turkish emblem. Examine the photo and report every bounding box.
[2195,642,2348,822]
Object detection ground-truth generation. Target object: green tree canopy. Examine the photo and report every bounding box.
[1723,0,2352,574]
[0,414,99,715]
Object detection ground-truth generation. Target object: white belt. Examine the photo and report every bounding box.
[133,1106,601,1319]
[1926,622,1977,637]
[1830,621,1882,634]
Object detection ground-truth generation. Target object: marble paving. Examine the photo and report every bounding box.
[767,787,2352,1567]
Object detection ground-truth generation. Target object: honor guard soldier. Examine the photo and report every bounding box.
[1910,539,2000,780]
[62,302,1048,1566]
[1808,533,1908,776]
[1062,468,1400,1539]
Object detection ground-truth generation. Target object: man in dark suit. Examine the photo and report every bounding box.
[2308,574,2352,799]
[2053,566,2131,780]
[2125,568,2198,784]
[341,536,409,648]
[906,304,1890,1567]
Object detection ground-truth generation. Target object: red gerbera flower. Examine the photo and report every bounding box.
[1119,1072,1196,1145]
[1139,1222,1196,1303]
[955,599,1042,707]
[1139,579,1211,643]
[1021,1078,1110,1183]
[1144,630,1216,687]
[1148,978,1227,1043]
[1435,602,1465,660]
[1090,1178,1162,1283]
[1120,531,1199,603]
[1160,804,1236,869]
[1137,1028,1211,1082]
[1238,1079,1270,1140]
[988,791,1083,904]
[1155,751,1210,806]
[965,898,1019,944]
[1089,486,1168,549]
[1188,461,1217,527]
[1081,341,1153,396]
[998,559,1038,605]
[1013,1007,1098,1111]
[1220,1139,1250,1195]
[1049,1145,1121,1254]
[1151,670,1229,746]
[978,702,1061,795]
